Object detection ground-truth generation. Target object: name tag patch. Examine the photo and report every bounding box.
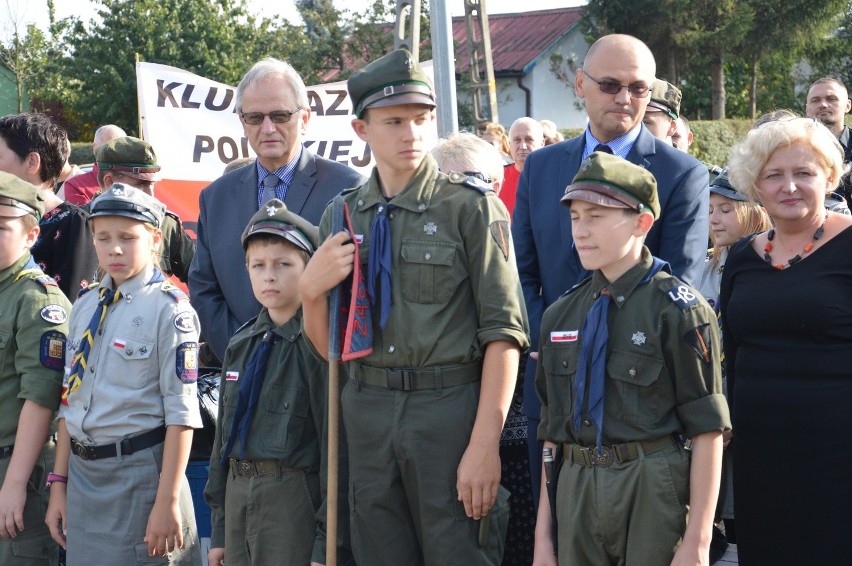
[551,330,578,343]
[225,371,239,381]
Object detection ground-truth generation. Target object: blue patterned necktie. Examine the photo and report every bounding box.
[221,330,280,464]
[62,287,122,402]
[368,204,393,329]
[261,174,280,205]
[573,288,612,453]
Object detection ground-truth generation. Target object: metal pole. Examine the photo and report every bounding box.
[430,0,458,136]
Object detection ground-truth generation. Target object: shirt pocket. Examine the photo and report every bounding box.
[606,349,664,425]
[106,335,155,389]
[263,385,310,455]
[541,343,579,426]
[400,239,457,304]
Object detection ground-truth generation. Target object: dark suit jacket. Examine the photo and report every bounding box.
[188,148,365,361]
[512,125,709,424]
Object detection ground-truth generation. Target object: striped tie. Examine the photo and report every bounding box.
[62,287,122,403]
[261,174,279,205]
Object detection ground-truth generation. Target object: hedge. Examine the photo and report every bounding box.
[69,142,93,166]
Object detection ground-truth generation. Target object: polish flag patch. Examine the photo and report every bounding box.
[225,371,239,381]
[551,330,578,343]
[113,338,126,349]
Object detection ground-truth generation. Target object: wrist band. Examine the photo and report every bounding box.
[45,472,68,487]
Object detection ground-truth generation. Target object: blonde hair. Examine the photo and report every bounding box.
[709,198,772,267]
[432,132,505,185]
[728,117,844,202]
[483,122,511,158]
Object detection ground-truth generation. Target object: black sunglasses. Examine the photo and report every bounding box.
[240,108,303,125]
[582,70,650,99]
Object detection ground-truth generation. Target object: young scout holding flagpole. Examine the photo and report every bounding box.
[301,49,529,565]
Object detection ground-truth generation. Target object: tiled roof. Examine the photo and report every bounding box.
[452,7,585,75]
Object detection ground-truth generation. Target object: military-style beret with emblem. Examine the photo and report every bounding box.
[709,169,747,202]
[0,171,44,220]
[89,183,166,228]
[561,152,660,219]
[648,79,682,119]
[241,198,319,254]
[95,136,161,181]
[348,48,436,119]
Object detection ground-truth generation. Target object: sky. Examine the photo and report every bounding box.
[14,0,585,31]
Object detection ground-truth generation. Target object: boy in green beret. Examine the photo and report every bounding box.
[532,151,731,566]
[301,49,529,565]
[205,199,347,566]
[0,172,70,565]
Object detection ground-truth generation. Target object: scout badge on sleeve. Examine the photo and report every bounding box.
[328,196,373,362]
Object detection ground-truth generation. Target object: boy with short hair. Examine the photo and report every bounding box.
[0,172,70,565]
[205,199,344,566]
[301,49,529,565]
[532,152,731,566]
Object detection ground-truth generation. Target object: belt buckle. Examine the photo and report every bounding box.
[238,461,254,477]
[74,442,92,460]
[589,446,614,467]
[386,369,412,391]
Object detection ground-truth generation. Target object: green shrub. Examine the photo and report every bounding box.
[69,142,93,165]
[689,119,753,167]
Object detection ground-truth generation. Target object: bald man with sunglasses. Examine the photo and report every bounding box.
[189,57,365,362]
[511,34,709,514]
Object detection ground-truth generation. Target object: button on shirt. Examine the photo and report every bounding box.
[60,264,203,444]
[256,147,302,209]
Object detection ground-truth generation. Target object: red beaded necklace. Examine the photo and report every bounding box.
[763,215,827,270]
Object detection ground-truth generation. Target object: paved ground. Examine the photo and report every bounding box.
[717,543,738,564]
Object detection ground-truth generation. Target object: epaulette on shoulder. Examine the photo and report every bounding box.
[447,171,494,195]
[164,210,181,222]
[660,278,702,312]
[161,281,189,302]
[559,275,592,299]
[234,315,259,337]
[76,281,99,299]
[15,268,59,290]
[341,185,360,195]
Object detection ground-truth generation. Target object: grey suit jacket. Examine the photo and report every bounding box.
[188,148,365,361]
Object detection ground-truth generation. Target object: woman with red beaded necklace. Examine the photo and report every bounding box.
[721,117,852,565]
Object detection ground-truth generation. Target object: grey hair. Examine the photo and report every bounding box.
[235,58,309,112]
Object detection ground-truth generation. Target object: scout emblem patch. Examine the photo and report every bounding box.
[490,220,511,261]
[683,324,713,363]
[631,331,646,346]
[40,331,66,371]
[40,304,68,324]
[423,221,438,235]
[328,196,373,362]
[551,330,578,343]
[266,203,278,216]
[176,342,199,383]
[174,311,196,333]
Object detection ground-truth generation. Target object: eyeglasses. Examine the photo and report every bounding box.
[582,70,650,99]
[240,108,303,125]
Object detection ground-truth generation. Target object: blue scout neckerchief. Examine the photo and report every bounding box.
[367,203,393,329]
[220,330,280,464]
[573,256,668,453]
[62,268,165,403]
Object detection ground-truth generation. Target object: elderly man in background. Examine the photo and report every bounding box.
[189,57,365,362]
[62,124,126,205]
[502,117,544,217]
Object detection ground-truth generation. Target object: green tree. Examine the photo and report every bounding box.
[60,0,307,134]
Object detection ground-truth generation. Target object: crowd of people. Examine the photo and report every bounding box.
[0,30,849,566]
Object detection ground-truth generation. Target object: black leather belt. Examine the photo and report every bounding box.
[564,436,675,468]
[0,444,12,460]
[352,362,480,391]
[229,458,296,478]
[71,425,166,461]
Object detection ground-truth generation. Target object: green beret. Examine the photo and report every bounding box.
[348,49,436,119]
[89,183,165,228]
[95,136,160,181]
[561,152,660,219]
[241,199,319,254]
[648,80,681,119]
[0,171,44,220]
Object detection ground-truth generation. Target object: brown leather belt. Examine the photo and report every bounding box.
[564,436,675,468]
[352,362,480,391]
[229,458,295,478]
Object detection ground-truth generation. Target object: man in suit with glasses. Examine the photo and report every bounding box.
[189,57,365,363]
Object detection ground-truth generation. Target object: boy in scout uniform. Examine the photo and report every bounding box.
[532,152,731,566]
[0,172,69,565]
[93,136,196,282]
[205,200,345,566]
[301,49,529,565]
